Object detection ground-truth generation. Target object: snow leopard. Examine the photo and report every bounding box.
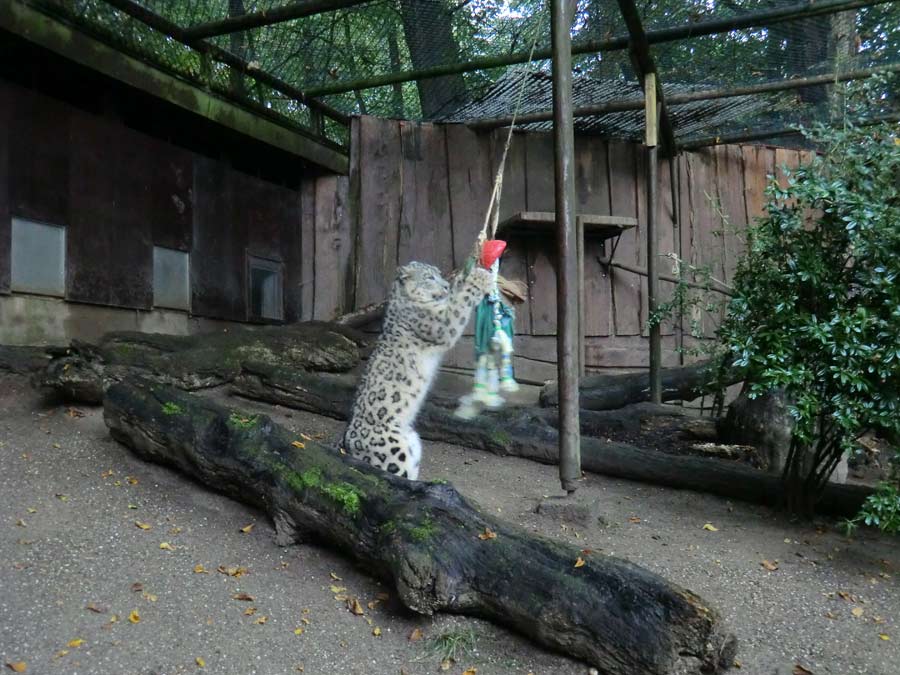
[342,260,494,479]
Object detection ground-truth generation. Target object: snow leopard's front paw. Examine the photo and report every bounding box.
[470,266,495,295]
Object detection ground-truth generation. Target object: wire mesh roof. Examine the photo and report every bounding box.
[21,0,900,150]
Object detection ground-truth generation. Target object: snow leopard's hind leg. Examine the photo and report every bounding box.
[347,425,421,479]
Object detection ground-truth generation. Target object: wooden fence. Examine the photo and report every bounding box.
[299,116,815,381]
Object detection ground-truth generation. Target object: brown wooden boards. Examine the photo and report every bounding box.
[741,145,775,222]
[313,175,353,321]
[576,137,613,338]
[0,83,9,293]
[446,124,492,269]
[713,145,748,285]
[68,111,152,309]
[355,116,402,307]
[398,122,454,273]
[608,141,641,336]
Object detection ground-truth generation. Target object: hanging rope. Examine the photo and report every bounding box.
[474,20,544,255]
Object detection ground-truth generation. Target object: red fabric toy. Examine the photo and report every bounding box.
[480,240,507,269]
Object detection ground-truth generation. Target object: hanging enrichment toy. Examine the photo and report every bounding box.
[455,240,519,420]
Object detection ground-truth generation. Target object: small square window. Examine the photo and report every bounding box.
[247,254,283,322]
[11,217,66,297]
[153,246,190,311]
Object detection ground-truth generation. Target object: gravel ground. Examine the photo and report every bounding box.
[1,373,898,675]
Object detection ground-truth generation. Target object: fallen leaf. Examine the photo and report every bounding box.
[852,607,864,618]
[196,657,205,668]
[109,614,119,623]
[462,669,477,675]
[135,522,151,530]
[702,523,718,532]
[159,542,174,551]
[295,666,304,672]
[409,627,424,642]
[824,611,837,620]
[300,433,313,441]
[244,607,257,616]
[53,650,69,659]
[86,603,105,614]
[15,519,25,527]
[333,594,348,602]
[291,441,305,449]
[67,407,85,418]
[367,600,379,610]
[574,557,586,568]
[348,598,365,615]
[52,443,60,449]
[232,593,255,602]
[55,494,68,502]
[874,616,886,624]
[253,615,268,625]
[792,666,813,675]
[193,564,208,574]
[170,527,182,535]
[375,592,390,601]
[301,617,310,625]
[733,660,742,669]
[128,504,138,510]
[128,610,140,624]
[330,572,342,581]
[143,593,158,602]
[478,527,497,541]
[131,582,144,592]
[126,476,138,485]
[365,617,373,626]
[218,565,248,578]
[6,663,27,672]
[240,524,254,534]
[879,633,890,640]
[440,659,452,671]
[372,626,382,636]
[330,585,347,594]
[761,560,779,571]
[26,508,36,514]
[67,639,85,648]
[837,591,853,601]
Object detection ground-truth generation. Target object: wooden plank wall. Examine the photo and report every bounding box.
[309,116,805,383]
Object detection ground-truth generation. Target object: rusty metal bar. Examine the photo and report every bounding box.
[552,0,581,493]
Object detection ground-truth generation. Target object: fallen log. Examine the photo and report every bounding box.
[103,379,736,674]
[233,363,873,517]
[539,360,743,410]
[0,345,53,375]
[34,323,365,403]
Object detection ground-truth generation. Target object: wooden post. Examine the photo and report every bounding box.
[645,73,662,404]
[577,216,585,376]
[551,0,581,493]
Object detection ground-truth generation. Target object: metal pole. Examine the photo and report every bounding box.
[552,0,581,493]
[645,73,662,404]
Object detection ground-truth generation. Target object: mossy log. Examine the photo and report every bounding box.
[233,363,873,517]
[103,379,737,674]
[539,361,743,410]
[34,323,365,403]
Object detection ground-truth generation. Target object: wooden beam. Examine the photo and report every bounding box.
[616,0,677,154]
[679,111,900,149]
[100,0,349,127]
[1,0,349,173]
[303,0,891,97]
[183,0,373,40]
[551,0,581,493]
[468,61,900,130]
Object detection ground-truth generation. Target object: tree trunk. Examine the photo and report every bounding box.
[539,360,742,410]
[234,362,872,517]
[398,0,468,117]
[103,379,737,674]
[228,0,247,96]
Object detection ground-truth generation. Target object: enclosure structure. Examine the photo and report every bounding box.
[1,0,899,395]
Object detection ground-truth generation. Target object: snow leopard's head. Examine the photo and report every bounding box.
[394,261,450,307]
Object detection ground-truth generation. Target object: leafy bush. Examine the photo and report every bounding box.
[718,118,900,514]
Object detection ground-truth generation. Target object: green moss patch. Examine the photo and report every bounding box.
[161,402,183,416]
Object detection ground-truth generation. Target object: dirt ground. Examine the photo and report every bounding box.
[1,373,899,675]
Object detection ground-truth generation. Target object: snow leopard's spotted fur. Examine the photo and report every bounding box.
[343,261,493,479]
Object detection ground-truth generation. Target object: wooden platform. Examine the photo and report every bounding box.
[497,211,637,238]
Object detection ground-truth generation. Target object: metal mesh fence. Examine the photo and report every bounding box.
[23,0,900,148]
